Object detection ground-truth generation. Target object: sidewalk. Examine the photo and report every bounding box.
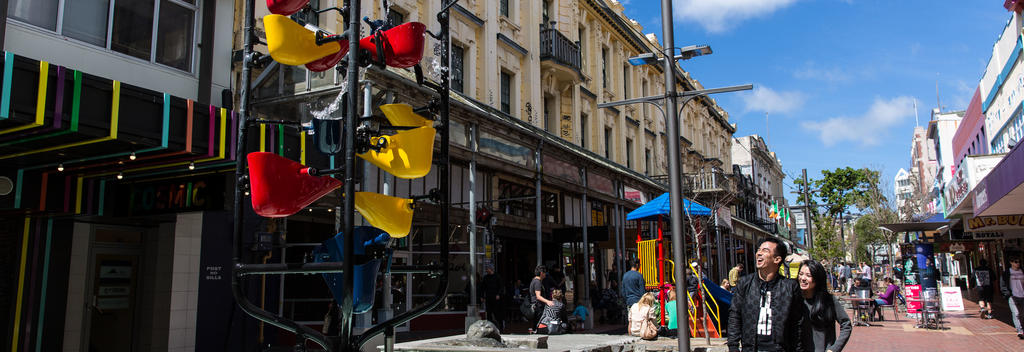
[842,298,1022,352]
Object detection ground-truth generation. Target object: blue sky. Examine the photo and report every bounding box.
[620,0,1010,204]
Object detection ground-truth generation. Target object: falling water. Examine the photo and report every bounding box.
[425,42,449,83]
[310,79,349,120]
[301,79,350,134]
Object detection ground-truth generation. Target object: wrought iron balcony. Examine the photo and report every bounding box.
[684,169,730,193]
[539,23,581,74]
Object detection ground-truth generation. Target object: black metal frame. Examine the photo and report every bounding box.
[233,1,458,350]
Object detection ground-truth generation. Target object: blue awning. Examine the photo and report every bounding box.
[625,192,712,221]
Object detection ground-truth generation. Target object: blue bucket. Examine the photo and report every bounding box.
[314,226,391,314]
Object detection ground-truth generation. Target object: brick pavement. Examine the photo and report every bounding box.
[843,299,1023,352]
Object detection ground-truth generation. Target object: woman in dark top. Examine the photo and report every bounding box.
[799,259,852,352]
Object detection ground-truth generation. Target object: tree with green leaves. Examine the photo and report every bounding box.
[800,167,893,264]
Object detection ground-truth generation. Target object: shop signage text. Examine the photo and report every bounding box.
[966,214,1024,231]
[114,175,225,216]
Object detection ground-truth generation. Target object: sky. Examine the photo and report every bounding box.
[619,0,1010,205]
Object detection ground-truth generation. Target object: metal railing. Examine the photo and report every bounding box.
[539,23,581,72]
[684,169,730,192]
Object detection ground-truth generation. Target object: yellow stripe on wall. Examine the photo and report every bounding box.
[219,108,227,158]
[300,131,306,164]
[75,176,84,214]
[0,79,120,160]
[260,124,266,152]
[0,61,48,135]
[11,217,31,351]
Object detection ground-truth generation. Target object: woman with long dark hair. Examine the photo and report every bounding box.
[799,259,852,352]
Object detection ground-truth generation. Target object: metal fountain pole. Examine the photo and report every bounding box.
[341,0,363,348]
[660,0,691,349]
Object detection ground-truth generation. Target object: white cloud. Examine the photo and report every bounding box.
[741,86,806,114]
[673,0,799,33]
[801,96,916,147]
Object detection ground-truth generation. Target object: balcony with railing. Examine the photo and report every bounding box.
[684,169,730,193]
[539,23,582,81]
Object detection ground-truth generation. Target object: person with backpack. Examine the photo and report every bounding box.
[974,259,994,319]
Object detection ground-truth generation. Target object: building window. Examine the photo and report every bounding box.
[601,48,609,89]
[451,44,465,93]
[578,27,586,70]
[500,71,512,114]
[641,79,649,118]
[542,0,552,24]
[500,0,510,18]
[604,127,613,159]
[622,65,630,99]
[645,148,651,175]
[626,138,633,168]
[387,7,405,25]
[7,0,198,73]
[580,113,588,148]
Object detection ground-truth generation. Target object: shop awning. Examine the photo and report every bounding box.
[879,213,949,233]
[974,141,1024,216]
[625,192,711,221]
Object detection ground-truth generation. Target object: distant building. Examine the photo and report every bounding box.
[894,168,914,219]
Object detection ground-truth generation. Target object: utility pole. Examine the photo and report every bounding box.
[802,169,813,248]
[660,0,691,349]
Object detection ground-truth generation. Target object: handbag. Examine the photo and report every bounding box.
[545,319,565,335]
[640,319,659,340]
[520,299,535,318]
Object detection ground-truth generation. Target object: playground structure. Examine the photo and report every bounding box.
[232,0,461,351]
[627,193,730,339]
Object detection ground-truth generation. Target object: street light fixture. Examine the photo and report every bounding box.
[627,45,712,66]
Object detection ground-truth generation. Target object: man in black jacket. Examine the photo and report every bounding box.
[728,237,803,351]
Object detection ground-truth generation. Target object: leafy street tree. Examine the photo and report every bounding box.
[799,167,899,265]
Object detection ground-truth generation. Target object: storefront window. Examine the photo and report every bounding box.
[407,225,485,312]
[8,0,198,73]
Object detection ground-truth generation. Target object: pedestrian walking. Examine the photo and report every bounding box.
[1000,256,1024,339]
[839,262,852,293]
[859,261,873,289]
[974,259,995,319]
[481,265,505,329]
[622,258,645,309]
[729,263,744,289]
[727,237,804,352]
[798,259,851,352]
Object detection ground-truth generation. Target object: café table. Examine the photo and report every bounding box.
[846,297,875,327]
[906,298,941,329]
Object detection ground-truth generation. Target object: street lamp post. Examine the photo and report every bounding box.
[597,18,751,347]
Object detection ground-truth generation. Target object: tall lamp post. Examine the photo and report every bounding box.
[598,36,751,349]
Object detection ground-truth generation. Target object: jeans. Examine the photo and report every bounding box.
[1011,296,1024,334]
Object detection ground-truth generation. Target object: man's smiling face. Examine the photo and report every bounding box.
[756,241,779,271]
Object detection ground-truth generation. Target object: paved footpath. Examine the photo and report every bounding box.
[841,299,1023,352]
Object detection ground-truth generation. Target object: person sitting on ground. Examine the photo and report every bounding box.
[536,289,568,334]
[628,292,660,337]
[661,288,679,338]
[874,277,899,321]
